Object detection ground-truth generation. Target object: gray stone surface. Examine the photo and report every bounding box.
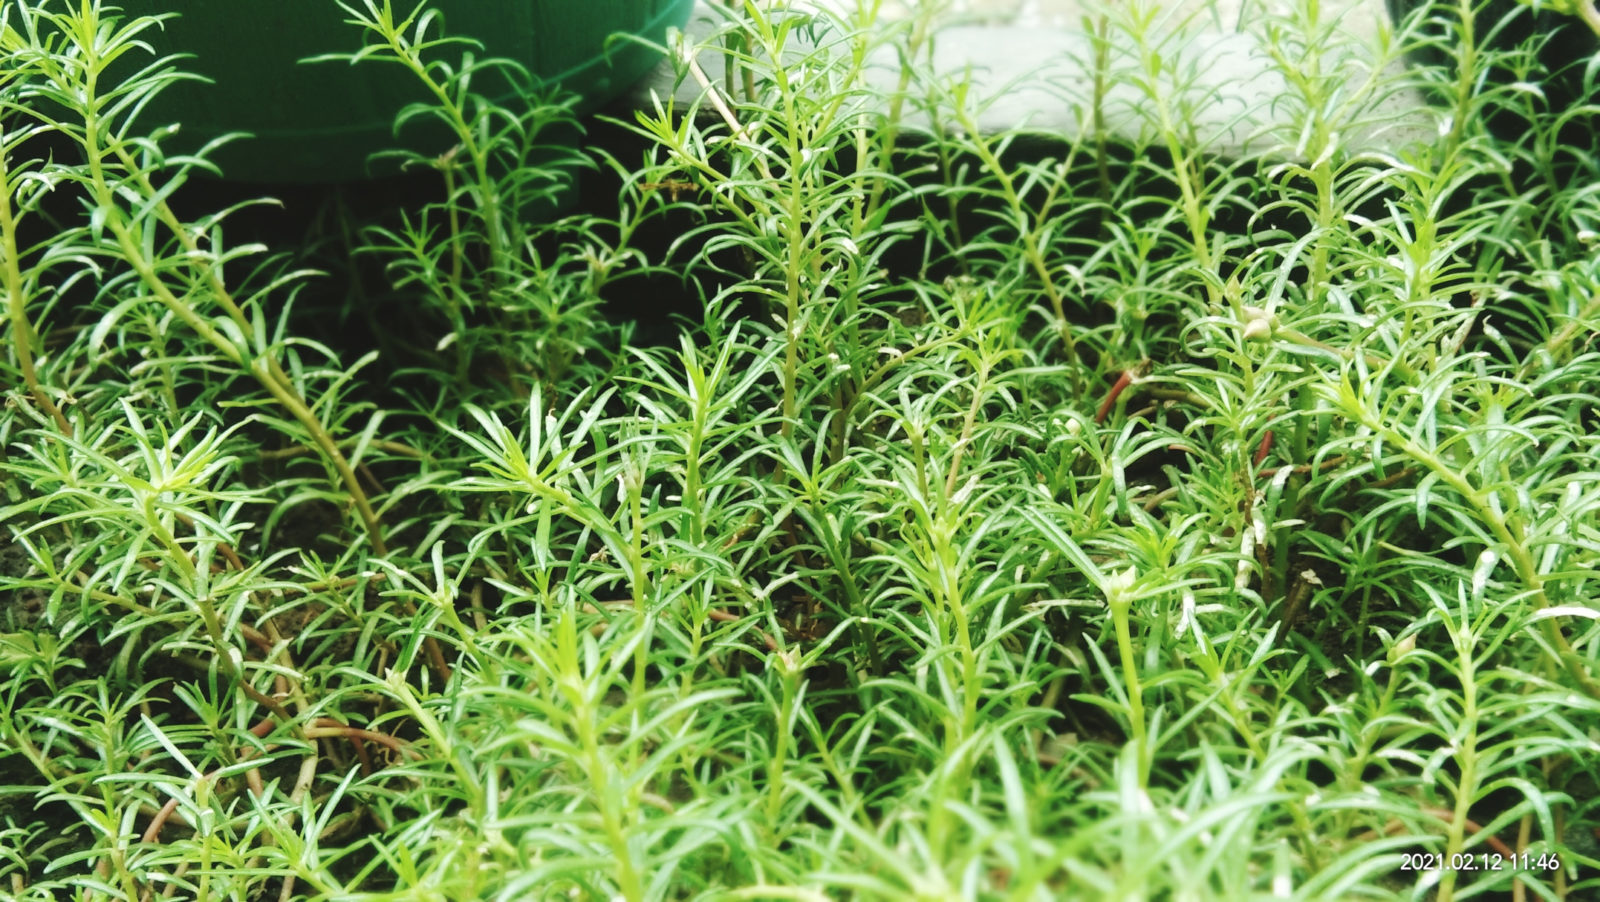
[631,0,1437,160]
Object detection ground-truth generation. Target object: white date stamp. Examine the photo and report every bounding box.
[1399,852,1561,873]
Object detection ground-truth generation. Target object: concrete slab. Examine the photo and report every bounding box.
[630,0,1438,160]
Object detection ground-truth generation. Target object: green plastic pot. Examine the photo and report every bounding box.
[123,0,693,183]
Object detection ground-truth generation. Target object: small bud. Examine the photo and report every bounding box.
[1104,566,1138,610]
[774,647,802,677]
[1388,633,1416,665]
[1241,305,1277,342]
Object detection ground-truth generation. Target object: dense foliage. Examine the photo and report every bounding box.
[3,1,1598,899]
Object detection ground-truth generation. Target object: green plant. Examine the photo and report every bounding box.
[318,0,643,395]
[4,0,1600,899]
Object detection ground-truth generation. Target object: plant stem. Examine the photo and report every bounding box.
[64,35,391,555]
[1356,413,1600,702]
[0,132,72,436]
[1109,589,1148,786]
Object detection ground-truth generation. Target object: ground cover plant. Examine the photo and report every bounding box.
[3,0,1599,898]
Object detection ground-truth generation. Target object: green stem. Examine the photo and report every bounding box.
[951,100,1078,373]
[766,650,801,825]
[1577,0,1600,39]
[1436,633,1480,902]
[1109,594,1148,786]
[74,87,390,555]
[0,130,73,436]
[1359,415,1600,701]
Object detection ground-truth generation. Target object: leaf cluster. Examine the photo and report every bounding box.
[3,1,1599,900]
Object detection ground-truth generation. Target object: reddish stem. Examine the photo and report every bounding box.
[1095,370,1136,424]
[1253,431,1274,468]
